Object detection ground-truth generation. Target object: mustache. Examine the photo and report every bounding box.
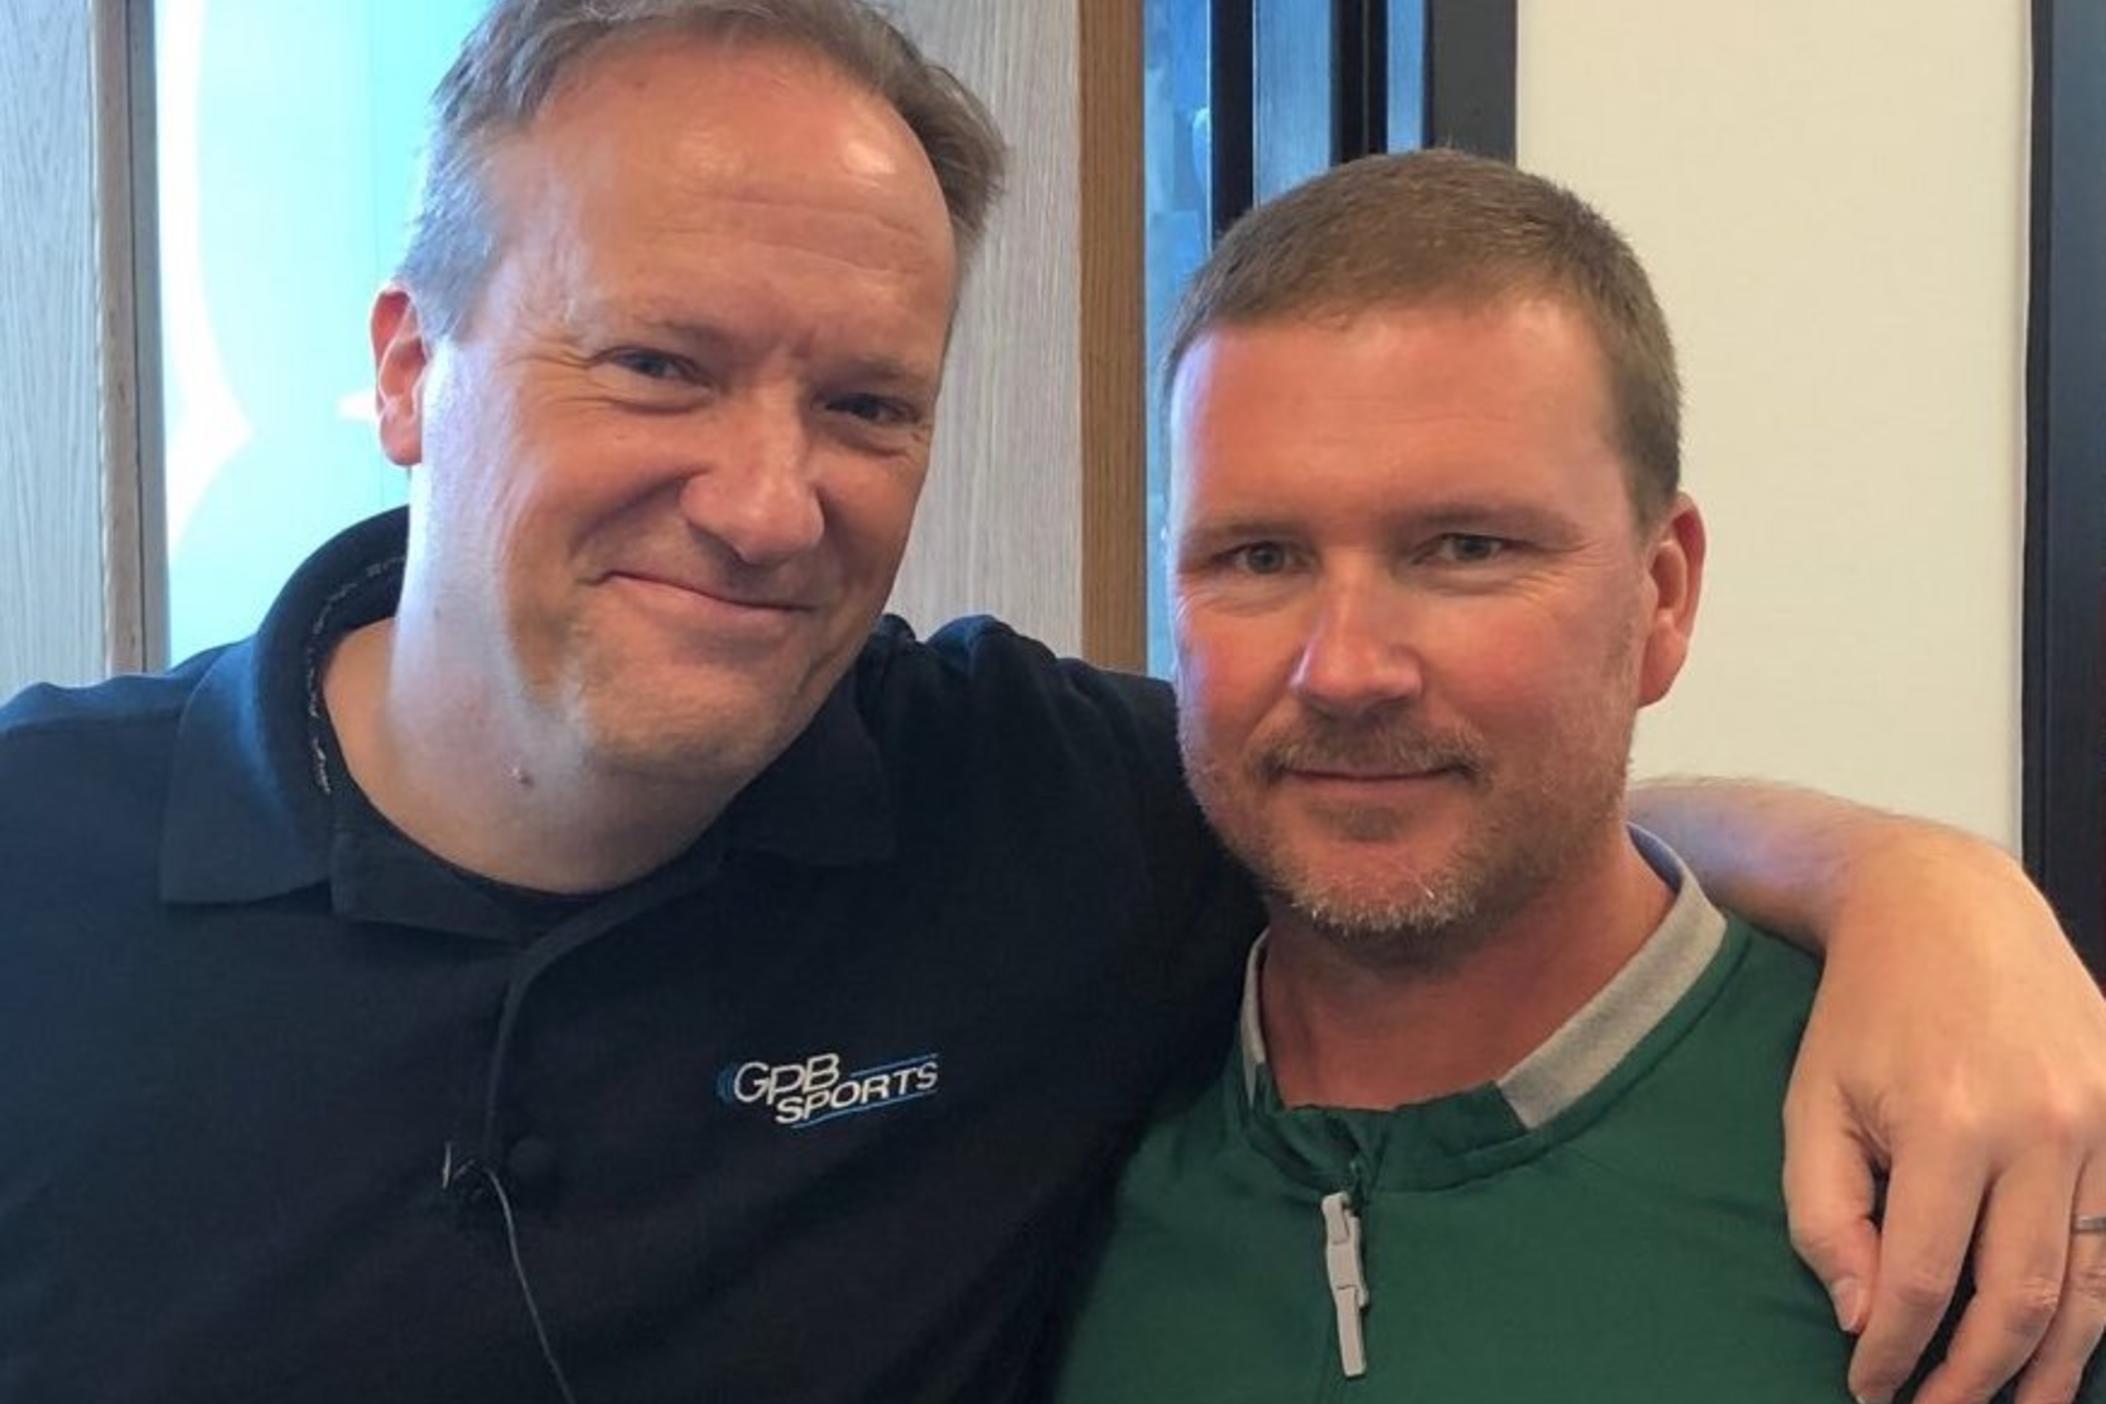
[1251,720,1488,782]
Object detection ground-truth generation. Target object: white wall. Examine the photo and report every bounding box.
[1518,0,2029,847]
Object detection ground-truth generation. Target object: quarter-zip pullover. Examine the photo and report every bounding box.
[1051,836,2068,1402]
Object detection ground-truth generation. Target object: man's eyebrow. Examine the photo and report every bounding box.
[586,310,938,389]
[1173,517,1300,554]
[1174,501,1582,549]
[822,354,941,391]
[1396,501,1580,537]
[624,313,737,345]
[563,298,718,335]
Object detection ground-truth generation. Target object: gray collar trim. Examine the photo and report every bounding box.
[1237,825,1727,1127]
[1496,827,1725,1127]
[1239,931,1269,1103]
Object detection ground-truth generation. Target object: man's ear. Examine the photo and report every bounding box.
[1636,493,1707,707]
[370,284,431,467]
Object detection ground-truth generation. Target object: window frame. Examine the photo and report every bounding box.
[1207,0,1515,243]
[105,0,166,675]
[2023,0,2106,970]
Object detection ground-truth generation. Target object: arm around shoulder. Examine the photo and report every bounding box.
[1632,777,2106,1404]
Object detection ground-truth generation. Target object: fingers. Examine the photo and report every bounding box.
[1902,1151,2078,1404]
[1783,1083,1883,1333]
[1847,1136,1993,1404]
[2013,1160,2106,1404]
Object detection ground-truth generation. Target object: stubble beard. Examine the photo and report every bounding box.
[1183,705,1635,974]
[545,612,790,789]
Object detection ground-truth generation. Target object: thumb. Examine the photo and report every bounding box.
[1784,1086,1885,1334]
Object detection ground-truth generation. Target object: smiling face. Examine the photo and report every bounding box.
[1170,298,1703,959]
[372,34,957,787]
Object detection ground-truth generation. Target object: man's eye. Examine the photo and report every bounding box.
[1430,534,1508,564]
[609,349,694,382]
[830,394,918,427]
[1229,542,1293,575]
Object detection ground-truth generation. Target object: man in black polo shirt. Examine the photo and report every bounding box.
[2,2,2103,1402]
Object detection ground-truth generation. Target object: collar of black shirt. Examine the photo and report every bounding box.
[158,506,895,937]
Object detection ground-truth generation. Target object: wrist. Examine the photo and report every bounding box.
[1825,820,2039,958]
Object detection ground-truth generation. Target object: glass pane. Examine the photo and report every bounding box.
[1143,0,1213,676]
[1253,0,1334,201]
[155,0,484,664]
[1387,0,1426,151]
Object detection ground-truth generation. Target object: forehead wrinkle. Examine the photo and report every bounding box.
[682,187,947,271]
[536,158,954,311]
[647,203,945,286]
[497,181,950,352]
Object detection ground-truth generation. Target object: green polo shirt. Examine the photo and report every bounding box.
[1052,833,2075,1402]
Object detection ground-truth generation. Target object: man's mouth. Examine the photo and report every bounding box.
[1283,764,1466,786]
[606,569,811,614]
[601,571,816,643]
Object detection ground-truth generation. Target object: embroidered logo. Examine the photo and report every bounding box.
[715,1049,941,1130]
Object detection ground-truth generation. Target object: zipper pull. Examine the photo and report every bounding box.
[1320,1190,1370,1378]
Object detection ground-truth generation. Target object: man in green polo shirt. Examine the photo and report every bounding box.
[1050,150,2101,1404]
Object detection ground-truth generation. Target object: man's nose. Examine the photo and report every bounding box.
[1287,579,1425,719]
[675,395,825,568]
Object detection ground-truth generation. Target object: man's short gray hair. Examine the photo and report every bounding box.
[398,0,1006,337]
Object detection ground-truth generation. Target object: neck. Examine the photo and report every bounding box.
[321,617,738,894]
[1260,823,1673,1110]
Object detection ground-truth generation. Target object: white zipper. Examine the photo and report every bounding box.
[1319,1190,1369,1378]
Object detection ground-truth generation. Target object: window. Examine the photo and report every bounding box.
[1141,0,1211,674]
[153,0,483,663]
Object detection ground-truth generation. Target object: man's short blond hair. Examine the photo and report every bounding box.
[1166,149,1680,523]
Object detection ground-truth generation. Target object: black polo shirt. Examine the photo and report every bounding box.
[0,509,1256,1403]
